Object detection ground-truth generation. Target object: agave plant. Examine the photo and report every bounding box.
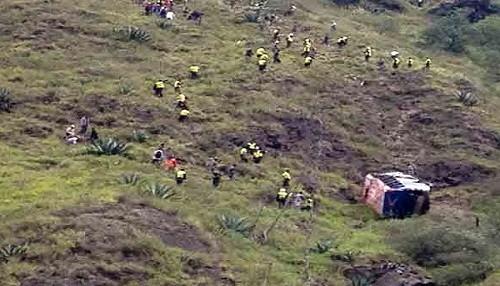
[310,239,336,254]
[456,90,478,106]
[118,83,134,95]
[0,88,13,112]
[1,242,28,262]
[144,182,174,199]
[132,130,149,143]
[114,26,151,43]
[86,138,131,156]
[217,214,255,237]
[349,274,370,286]
[121,172,140,186]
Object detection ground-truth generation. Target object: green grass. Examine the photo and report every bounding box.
[0,0,498,285]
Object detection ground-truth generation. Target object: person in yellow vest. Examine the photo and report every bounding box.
[189,65,199,79]
[252,149,264,163]
[256,47,266,58]
[337,36,348,47]
[392,57,401,69]
[176,168,187,184]
[303,38,311,47]
[258,53,269,71]
[179,108,190,121]
[247,141,258,151]
[407,57,414,68]
[365,46,372,62]
[240,147,248,162]
[174,80,182,93]
[304,56,313,67]
[425,57,431,69]
[176,93,187,109]
[302,45,311,57]
[276,188,288,208]
[153,80,165,97]
[286,33,294,48]
[282,169,291,187]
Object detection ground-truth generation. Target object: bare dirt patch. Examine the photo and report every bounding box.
[19,200,221,286]
[418,161,495,188]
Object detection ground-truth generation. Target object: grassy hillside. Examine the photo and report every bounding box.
[0,0,498,285]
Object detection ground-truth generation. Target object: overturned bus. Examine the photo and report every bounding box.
[362,172,431,218]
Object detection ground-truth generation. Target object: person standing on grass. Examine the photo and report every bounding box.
[79,116,89,135]
[176,168,187,184]
[212,170,222,187]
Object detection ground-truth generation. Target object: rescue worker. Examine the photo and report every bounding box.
[273,40,280,52]
[282,169,291,187]
[304,56,313,67]
[240,147,248,162]
[331,21,337,30]
[425,57,431,69]
[256,47,266,58]
[189,65,199,79]
[212,170,221,187]
[179,108,190,121]
[174,80,182,93]
[286,33,294,48]
[66,124,76,137]
[276,188,288,208]
[153,80,165,97]
[302,45,311,57]
[337,36,348,47]
[258,53,269,71]
[165,156,178,171]
[364,46,372,62]
[392,57,401,69]
[302,197,314,211]
[407,57,414,68]
[176,93,187,109]
[390,50,399,59]
[252,149,264,163]
[247,141,258,151]
[176,168,187,185]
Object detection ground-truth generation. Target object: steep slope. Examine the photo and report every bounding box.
[0,0,498,285]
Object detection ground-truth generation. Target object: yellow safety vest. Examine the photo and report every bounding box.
[174,81,181,88]
[305,57,312,64]
[180,109,190,116]
[278,189,288,199]
[189,66,199,73]
[155,81,165,89]
[240,147,247,155]
[256,48,266,56]
[282,172,291,180]
[177,94,186,102]
[253,150,263,158]
[176,170,186,178]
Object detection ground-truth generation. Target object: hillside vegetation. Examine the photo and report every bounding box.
[0,0,498,285]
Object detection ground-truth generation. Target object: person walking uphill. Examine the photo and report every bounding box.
[153,80,165,97]
[276,188,288,208]
[282,169,291,187]
[212,170,222,187]
[176,168,187,185]
[189,65,200,79]
[174,80,182,93]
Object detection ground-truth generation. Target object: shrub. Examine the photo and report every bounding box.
[423,12,466,53]
[144,182,174,199]
[157,20,173,30]
[456,91,478,106]
[114,26,151,43]
[348,275,370,286]
[1,242,28,262]
[432,262,493,285]
[86,138,131,156]
[118,83,134,95]
[0,88,13,112]
[310,239,336,254]
[216,214,255,237]
[131,130,149,143]
[121,172,140,186]
[244,12,260,23]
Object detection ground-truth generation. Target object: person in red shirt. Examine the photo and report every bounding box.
[165,156,178,171]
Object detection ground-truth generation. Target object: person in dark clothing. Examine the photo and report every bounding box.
[273,50,281,63]
[79,116,89,135]
[89,127,99,142]
[228,164,236,180]
[245,48,253,58]
[212,170,221,187]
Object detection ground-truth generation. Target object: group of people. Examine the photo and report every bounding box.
[239,141,265,163]
[276,169,314,211]
[152,65,200,121]
[64,116,99,145]
[142,0,204,24]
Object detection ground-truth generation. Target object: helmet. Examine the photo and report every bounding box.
[70,124,75,128]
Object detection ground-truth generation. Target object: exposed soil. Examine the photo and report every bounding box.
[417,161,494,188]
[20,200,222,286]
[343,261,435,286]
